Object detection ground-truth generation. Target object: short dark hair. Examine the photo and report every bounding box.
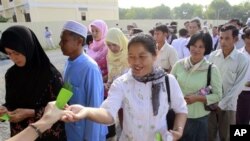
[229,18,241,26]
[220,24,239,38]
[242,27,250,40]
[132,28,143,35]
[155,25,169,33]
[170,21,178,26]
[186,31,213,55]
[179,28,188,37]
[86,34,93,45]
[128,33,157,56]
[190,18,201,29]
[149,29,154,36]
[213,26,218,29]
[218,24,223,32]
[169,25,177,34]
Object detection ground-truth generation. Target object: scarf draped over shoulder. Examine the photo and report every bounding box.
[0,26,56,110]
[133,67,166,116]
[105,27,129,82]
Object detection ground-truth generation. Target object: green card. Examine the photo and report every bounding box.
[155,132,162,141]
[56,88,73,109]
[0,113,10,121]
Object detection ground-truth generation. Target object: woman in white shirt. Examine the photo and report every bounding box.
[63,33,188,141]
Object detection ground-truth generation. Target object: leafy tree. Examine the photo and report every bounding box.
[151,4,171,19]
[119,8,128,19]
[118,0,250,22]
[205,0,232,20]
[124,7,136,19]
[231,2,250,23]
[173,3,203,19]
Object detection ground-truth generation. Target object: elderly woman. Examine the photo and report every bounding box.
[171,31,222,141]
[62,33,188,141]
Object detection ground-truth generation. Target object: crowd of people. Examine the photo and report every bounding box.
[0,17,250,141]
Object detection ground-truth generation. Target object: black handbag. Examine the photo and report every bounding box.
[165,75,175,130]
[204,63,218,111]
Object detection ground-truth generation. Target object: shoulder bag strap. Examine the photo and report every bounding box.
[165,74,171,103]
[207,64,212,86]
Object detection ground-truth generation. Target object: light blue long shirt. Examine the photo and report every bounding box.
[64,53,107,141]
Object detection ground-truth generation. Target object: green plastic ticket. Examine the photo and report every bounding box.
[155,132,162,141]
[0,113,10,121]
[56,88,73,109]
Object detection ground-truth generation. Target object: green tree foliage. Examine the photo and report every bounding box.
[231,2,250,22]
[119,0,250,23]
[173,3,203,19]
[119,4,171,19]
[124,7,149,19]
[205,0,232,19]
[151,4,172,19]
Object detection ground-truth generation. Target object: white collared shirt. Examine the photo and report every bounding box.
[235,31,245,49]
[171,37,190,60]
[209,48,250,111]
[155,42,179,70]
[212,35,219,50]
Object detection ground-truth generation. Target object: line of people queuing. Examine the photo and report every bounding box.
[0,17,250,141]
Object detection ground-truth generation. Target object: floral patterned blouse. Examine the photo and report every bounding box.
[7,69,66,141]
[101,70,188,141]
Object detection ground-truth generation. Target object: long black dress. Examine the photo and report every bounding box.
[0,25,66,141]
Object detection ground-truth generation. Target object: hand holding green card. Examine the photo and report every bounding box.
[55,88,73,109]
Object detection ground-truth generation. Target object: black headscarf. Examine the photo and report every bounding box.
[0,25,52,110]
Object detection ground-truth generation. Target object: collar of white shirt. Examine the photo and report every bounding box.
[215,47,238,60]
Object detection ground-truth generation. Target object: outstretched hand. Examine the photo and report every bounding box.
[41,101,67,125]
[61,104,88,122]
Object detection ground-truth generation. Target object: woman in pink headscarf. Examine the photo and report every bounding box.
[88,19,112,139]
[88,19,108,90]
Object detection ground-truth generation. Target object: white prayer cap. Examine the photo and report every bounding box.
[63,20,87,38]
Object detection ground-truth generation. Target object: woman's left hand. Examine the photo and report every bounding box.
[184,95,197,105]
[8,108,34,123]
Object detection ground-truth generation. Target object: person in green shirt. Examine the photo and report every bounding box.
[171,31,222,141]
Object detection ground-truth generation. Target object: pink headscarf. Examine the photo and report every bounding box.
[88,20,108,61]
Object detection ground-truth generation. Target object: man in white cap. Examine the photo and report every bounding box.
[59,20,107,141]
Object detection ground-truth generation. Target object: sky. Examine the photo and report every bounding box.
[119,0,247,9]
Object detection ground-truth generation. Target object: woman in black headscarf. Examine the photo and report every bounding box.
[0,25,66,141]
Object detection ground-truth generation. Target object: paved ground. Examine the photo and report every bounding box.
[0,49,67,141]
